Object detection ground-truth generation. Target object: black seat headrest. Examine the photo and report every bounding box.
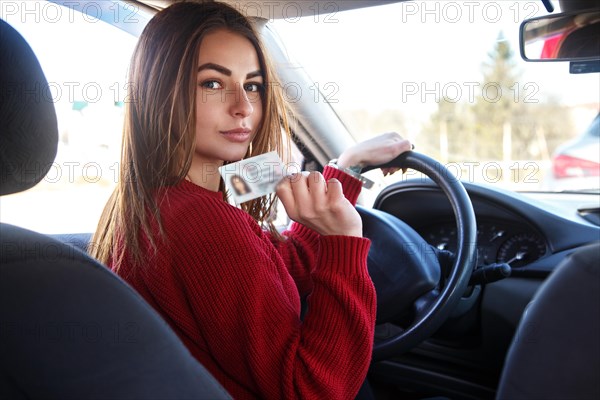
[0,19,58,196]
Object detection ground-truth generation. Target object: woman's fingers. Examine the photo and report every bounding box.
[307,171,327,198]
[277,172,325,221]
[276,175,296,214]
[277,173,362,237]
[301,172,326,220]
[326,178,343,199]
[381,167,410,176]
[337,132,413,170]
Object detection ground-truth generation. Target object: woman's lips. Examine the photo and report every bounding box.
[220,128,251,143]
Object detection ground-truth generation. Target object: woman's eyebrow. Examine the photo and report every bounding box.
[198,62,262,79]
[246,70,262,79]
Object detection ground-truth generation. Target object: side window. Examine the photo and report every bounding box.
[0,1,140,233]
[0,2,299,234]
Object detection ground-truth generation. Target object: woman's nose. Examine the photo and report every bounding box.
[229,83,253,118]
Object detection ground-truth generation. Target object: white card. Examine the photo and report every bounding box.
[219,151,286,205]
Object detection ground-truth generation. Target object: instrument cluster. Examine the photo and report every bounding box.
[417,220,547,268]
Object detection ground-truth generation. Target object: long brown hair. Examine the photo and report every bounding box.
[90,2,291,268]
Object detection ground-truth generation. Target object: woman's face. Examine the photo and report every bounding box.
[232,176,248,194]
[193,29,263,168]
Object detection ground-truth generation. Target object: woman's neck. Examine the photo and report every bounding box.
[187,161,223,192]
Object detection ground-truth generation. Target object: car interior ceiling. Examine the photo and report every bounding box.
[135,0,407,14]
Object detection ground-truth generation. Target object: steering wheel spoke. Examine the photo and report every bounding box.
[413,288,441,322]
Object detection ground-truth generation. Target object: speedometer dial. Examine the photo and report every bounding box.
[497,233,547,268]
[477,223,506,265]
[425,224,456,251]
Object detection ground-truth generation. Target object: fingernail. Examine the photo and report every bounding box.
[286,173,301,183]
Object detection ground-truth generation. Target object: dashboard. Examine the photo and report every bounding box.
[418,219,547,268]
[365,179,599,399]
[372,179,599,276]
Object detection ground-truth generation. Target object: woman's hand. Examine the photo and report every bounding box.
[276,172,362,237]
[336,132,412,176]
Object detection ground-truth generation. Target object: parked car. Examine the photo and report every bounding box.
[548,112,600,191]
[1,1,599,399]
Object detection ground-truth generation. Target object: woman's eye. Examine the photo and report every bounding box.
[244,82,263,93]
[200,80,222,89]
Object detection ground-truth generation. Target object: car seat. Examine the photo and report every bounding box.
[496,241,600,399]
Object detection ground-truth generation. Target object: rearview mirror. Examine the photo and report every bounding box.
[520,9,600,61]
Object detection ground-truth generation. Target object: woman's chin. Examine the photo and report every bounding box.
[223,151,251,163]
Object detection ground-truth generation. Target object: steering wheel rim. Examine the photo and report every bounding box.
[361,151,477,361]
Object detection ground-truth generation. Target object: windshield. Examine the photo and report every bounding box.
[272,1,600,193]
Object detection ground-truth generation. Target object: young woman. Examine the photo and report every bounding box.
[91,2,411,399]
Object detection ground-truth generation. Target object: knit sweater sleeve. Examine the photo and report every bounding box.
[271,165,365,296]
[164,194,375,400]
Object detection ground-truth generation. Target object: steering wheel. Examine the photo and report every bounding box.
[360,151,477,361]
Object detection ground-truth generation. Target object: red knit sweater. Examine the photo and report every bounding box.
[111,166,376,400]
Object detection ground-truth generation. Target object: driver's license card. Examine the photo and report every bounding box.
[219,151,286,205]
